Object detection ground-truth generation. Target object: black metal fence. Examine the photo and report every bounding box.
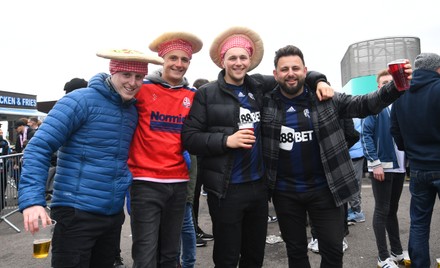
[1,153,23,232]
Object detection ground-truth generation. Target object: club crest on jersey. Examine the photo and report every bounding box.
[303,108,310,118]
[182,97,191,108]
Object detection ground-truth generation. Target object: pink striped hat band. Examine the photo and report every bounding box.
[220,35,254,60]
[109,59,149,75]
[157,39,194,59]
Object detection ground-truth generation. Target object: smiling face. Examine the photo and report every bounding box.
[161,50,191,86]
[222,47,251,86]
[110,71,144,101]
[273,55,307,99]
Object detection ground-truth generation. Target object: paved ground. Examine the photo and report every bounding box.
[1,176,440,267]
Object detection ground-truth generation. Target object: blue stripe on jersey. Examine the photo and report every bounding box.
[275,88,327,192]
[150,121,182,133]
[230,84,263,184]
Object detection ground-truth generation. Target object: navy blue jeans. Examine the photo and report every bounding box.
[408,170,440,268]
[273,187,344,268]
[177,203,196,268]
[207,179,268,268]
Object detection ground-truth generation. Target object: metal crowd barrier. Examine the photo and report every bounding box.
[1,153,23,233]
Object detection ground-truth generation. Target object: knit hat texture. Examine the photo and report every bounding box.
[414,53,440,72]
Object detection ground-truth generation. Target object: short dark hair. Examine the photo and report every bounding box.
[193,78,209,89]
[64,78,88,94]
[274,45,305,68]
[376,69,390,84]
[14,120,27,129]
[28,117,38,124]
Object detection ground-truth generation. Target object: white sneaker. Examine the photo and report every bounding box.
[266,234,283,244]
[390,252,404,265]
[307,238,319,253]
[377,257,399,268]
[342,238,348,252]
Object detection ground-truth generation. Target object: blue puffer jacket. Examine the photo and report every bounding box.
[18,73,137,215]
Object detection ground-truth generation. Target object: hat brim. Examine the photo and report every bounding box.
[96,49,164,65]
[210,26,264,72]
[149,32,203,54]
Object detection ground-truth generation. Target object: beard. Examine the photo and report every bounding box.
[279,76,305,97]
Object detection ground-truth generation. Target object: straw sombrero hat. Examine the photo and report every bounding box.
[96,48,163,65]
[210,26,264,71]
[149,32,203,55]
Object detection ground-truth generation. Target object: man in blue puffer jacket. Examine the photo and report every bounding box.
[18,49,162,268]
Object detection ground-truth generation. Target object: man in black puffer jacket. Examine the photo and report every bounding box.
[181,26,333,268]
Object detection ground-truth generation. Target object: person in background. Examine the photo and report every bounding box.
[18,48,162,268]
[14,119,35,153]
[182,27,333,268]
[190,78,215,245]
[361,69,406,268]
[128,32,203,268]
[27,117,40,130]
[390,52,440,268]
[262,45,412,268]
[64,77,88,94]
[347,117,366,224]
[0,129,10,212]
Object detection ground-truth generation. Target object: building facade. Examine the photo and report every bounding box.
[0,90,47,146]
[341,36,421,95]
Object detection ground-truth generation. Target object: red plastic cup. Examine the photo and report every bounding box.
[238,123,254,148]
[238,123,254,132]
[388,59,410,91]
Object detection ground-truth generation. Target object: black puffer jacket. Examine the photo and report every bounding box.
[182,70,327,199]
[182,70,275,198]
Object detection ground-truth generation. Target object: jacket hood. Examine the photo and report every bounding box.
[409,69,440,92]
[146,69,190,88]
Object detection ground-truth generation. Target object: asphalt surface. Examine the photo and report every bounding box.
[1,175,440,268]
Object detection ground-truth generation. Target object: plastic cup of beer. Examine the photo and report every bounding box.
[238,122,254,132]
[238,122,254,148]
[388,59,410,91]
[32,219,56,259]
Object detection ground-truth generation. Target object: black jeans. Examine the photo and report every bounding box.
[207,179,268,268]
[273,187,344,268]
[50,206,125,268]
[130,180,187,268]
[371,172,405,260]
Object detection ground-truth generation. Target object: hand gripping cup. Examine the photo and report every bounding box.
[33,219,56,259]
[388,59,410,91]
[238,122,254,148]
